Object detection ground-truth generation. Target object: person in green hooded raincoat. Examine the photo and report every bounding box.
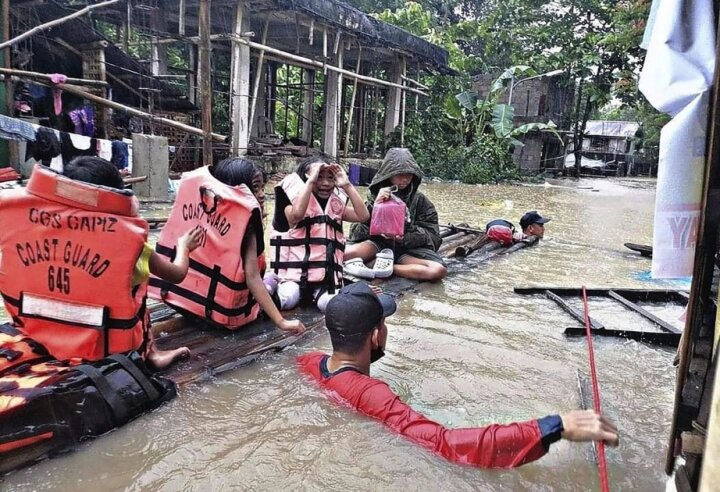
[344,148,447,282]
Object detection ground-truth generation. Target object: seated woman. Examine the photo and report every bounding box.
[344,148,447,282]
[269,156,369,313]
[149,157,305,335]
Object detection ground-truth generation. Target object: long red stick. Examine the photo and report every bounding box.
[582,286,610,492]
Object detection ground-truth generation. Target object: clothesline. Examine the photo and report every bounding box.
[0,113,131,173]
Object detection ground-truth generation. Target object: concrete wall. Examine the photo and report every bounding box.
[132,134,169,200]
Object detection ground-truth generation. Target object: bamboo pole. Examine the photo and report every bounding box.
[48,82,226,140]
[0,67,108,87]
[198,0,213,165]
[0,0,121,51]
[343,45,361,157]
[248,19,269,142]
[402,74,429,91]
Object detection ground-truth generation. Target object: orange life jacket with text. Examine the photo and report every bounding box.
[148,166,264,329]
[0,165,148,362]
[269,173,346,293]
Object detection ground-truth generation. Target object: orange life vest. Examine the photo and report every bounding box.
[148,166,264,329]
[269,173,346,292]
[0,346,176,474]
[0,165,148,362]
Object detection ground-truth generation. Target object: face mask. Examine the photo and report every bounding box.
[370,347,385,363]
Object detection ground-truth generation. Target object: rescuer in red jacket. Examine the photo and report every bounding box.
[298,282,620,469]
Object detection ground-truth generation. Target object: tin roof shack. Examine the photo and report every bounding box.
[572,120,648,176]
[4,0,449,172]
[473,73,574,173]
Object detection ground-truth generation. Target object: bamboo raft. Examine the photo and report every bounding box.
[0,222,540,474]
[152,223,540,387]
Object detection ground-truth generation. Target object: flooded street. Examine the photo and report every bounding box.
[4,177,685,491]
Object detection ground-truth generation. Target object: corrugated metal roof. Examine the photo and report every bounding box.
[584,120,640,138]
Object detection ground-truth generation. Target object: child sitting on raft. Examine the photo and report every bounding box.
[63,157,201,369]
[344,148,447,282]
[150,157,305,334]
[270,156,369,312]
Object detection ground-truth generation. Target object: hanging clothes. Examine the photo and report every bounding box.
[68,107,95,137]
[111,140,129,170]
[29,127,61,165]
[60,132,97,164]
[98,138,113,161]
[0,114,35,142]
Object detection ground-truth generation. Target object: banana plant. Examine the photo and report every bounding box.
[444,65,563,148]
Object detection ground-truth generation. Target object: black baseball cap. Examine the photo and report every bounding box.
[520,211,551,230]
[325,282,397,337]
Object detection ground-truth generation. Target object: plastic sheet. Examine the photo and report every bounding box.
[639,0,716,278]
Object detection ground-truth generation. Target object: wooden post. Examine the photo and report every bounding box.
[248,19,269,145]
[178,0,186,36]
[268,62,277,128]
[302,69,315,144]
[123,0,131,52]
[229,4,251,155]
[323,39,342,157]
[343,45,361,157]
[198,0,213,166]
[0,0,12,168]
[150,2,168,77]
[187,43,197,105]
[384,56,405,139]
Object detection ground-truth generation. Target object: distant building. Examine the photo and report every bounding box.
[564,120,649,175]
[473,73,575,172]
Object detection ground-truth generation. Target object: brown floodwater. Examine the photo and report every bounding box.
[3,177,687,491]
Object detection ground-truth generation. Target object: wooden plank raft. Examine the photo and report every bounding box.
[152,223,541,386]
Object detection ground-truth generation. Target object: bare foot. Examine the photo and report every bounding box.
[147,346,190,370]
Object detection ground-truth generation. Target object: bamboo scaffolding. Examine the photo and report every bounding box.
[226,35,427,97]
[0,0,121,51]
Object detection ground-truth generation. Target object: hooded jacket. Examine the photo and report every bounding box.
[349,148,442,251]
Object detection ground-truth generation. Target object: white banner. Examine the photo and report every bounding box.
[639,0,715,278]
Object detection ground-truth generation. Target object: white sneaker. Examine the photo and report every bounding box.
[343,258,376,280]
[372,248,395,279]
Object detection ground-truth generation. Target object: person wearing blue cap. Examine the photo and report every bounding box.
[297,282,618,469]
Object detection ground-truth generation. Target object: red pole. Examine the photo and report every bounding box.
[582,286,610,492]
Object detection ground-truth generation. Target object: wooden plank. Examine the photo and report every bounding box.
[576,369,599,463]
[681,431,706,455]
[608,290,682,334]
[544,290,605,330]
[563,327,681,347]
[624,242,652,257]
[514,286,689,303]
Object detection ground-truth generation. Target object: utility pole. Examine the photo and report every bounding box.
[198,0,213,166]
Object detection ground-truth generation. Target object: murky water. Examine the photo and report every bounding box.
[3,177,684,491]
